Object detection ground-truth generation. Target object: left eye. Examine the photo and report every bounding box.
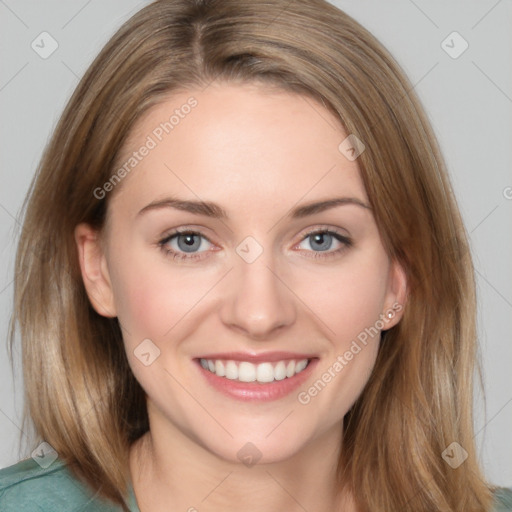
[297,231,348,252]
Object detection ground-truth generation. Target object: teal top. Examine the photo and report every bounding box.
[0,458,140,511]
[1,457,511,511]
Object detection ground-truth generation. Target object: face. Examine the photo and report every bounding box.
[76,82,406,465]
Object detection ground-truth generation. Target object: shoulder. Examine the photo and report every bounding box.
[0,458,122,511]
[493,487,512,511]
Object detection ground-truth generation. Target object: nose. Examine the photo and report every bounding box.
[218,251,297,340]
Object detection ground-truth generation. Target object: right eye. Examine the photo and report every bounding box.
[158,230,215,261]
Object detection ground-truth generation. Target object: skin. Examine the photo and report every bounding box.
[75,82,407,512]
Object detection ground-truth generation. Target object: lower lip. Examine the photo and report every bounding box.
[195,359,318,402]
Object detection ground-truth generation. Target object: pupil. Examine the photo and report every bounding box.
[178,233,200,252]
[312,233,331,251]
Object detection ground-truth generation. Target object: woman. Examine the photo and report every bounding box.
[1,0,510,511]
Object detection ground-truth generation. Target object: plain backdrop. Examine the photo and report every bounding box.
[0,0,511,487]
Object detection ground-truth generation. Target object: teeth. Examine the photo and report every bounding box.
[274,361,287,381]
[256,362,273,383]
[199,358,310,383]
[215,360,225,377]
[225,360,238,380]
[296,359,308,373]
[239,361,256,382]
[286,360,295,378]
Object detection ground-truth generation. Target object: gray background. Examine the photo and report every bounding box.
[1,0,511,486]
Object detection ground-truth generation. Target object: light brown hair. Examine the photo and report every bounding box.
[10,0,494,510]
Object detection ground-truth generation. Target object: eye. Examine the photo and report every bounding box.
[158,230,213,261]
[158,227,352,262]
[295,229,352,259]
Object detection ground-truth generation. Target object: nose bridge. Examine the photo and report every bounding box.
[219,238,296,338]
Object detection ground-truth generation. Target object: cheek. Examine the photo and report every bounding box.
[301,248,391,345]
[292,247,389,411]
[297,313,381,421]
[107,248,208,346]
[108,255,210,398]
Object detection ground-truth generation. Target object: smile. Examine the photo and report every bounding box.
[195,353,319,402]
[199,358,310,383]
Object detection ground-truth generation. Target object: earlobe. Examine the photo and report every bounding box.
[74,223,117,318]
[383,260,408,329]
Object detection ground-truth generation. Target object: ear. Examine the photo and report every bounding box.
[74,223,117,318]
[382,259,407,330]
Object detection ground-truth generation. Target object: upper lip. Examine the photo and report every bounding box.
[196,351,317,363]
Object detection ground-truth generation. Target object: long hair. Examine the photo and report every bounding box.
[10,0,493,510]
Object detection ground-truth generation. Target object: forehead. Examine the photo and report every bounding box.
[109,82,368,217]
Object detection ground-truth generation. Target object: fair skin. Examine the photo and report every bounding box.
[75,82,406,512]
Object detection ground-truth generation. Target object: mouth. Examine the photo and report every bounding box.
[199,357,310,383]
[194,352,318,401]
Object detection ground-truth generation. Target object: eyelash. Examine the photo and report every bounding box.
[157,227,353,262]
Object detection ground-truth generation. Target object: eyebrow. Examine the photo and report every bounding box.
[137,196,371,219]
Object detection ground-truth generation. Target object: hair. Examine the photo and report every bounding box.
[9,0,494,510]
